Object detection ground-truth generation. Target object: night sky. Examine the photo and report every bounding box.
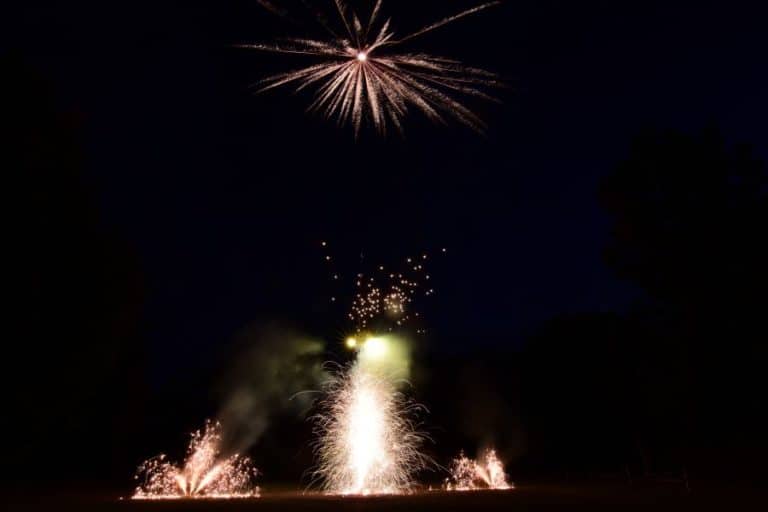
[11,0,765,374]
[5,0,768,491]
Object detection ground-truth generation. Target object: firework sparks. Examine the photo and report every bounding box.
[240,0,501,134]
[311,358,431,495]
[320,242,441,335]
[132,421,260,500]
[351,276,417,331]
[445,449,513,491]
[347,265,428,333]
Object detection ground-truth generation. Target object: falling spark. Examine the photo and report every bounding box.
[319,242,445,335]
[239,0,501,134]
[312,363,431,494]
[445,449,513,491]
[132,421,260,500]
[347,257,429,332]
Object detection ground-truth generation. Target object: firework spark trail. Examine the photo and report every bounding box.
[311,362,431,494]
[239,1,501,134]
[132,421,260,500]
[255,0,290,18]
[389,1,501,46]
[445,449,513,491]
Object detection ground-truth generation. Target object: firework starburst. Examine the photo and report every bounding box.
[240,0,501,134]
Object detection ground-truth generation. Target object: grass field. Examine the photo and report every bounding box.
[7,484,762,512]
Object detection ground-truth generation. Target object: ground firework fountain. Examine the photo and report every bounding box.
[132,421,260,500]
[309,244,445,494]
[445,449,513,491]
[313,337,430,495]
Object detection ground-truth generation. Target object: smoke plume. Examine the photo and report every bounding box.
[216,323,327,454]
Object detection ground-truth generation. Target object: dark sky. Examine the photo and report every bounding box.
[8,0,767,382]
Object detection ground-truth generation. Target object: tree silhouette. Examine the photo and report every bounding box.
[600,129,768,481]
[601,129,767,305]
[4,55,147,487]
[522,313,634,477]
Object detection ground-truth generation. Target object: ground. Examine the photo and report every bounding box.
[7,484,763,512]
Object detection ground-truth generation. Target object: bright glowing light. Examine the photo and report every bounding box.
[132,422,260,500]
[445,449,512,491]
[241,1,501,134]
[355,335,412,380]
[312,363,430,495]
[362,337,388,359]
[346,337,358,349]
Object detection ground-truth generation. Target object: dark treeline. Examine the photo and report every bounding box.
[4,56,149,491]
[426,129,768,485]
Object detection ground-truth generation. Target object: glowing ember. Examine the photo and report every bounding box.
[319,242,442,336]
[132,421,260,500]
[445,449,513,491]
[240,0,501,134]
[312,363,431,495]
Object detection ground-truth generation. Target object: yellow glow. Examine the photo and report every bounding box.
[362,337,388,359]
[355,335,412,378]
[346,337,358,349]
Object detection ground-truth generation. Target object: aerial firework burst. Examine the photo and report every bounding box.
[132,421,260,500]
[348,258,427,333]
[445,449,512,491]
[321,241,444,335]
[240,0,501,134]
[311,363,431,494]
